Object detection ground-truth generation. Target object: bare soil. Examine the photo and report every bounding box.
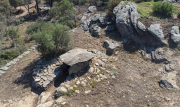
[0,28,180,107]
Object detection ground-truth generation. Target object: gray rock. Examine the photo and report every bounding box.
[171,26,180,43]
[91,25,101,37]
[55,97,65,104]
[113,1,125,15]
[103,40,120,55]
[165,64,175,72]
[81,18,91,31]
[0,66,9,71]
[105,25,115,31]
[38,92,52,104]
[55,87,67,96]
[148,24,166,44]
[91,14,100,22]
[88,6,97,13]
[130,8,141,33]
[137,21,147,32]
[115,2,134,38]
[60,48,94,75]
[80,15,87,23]
[159,71,179,89]
[150,48,168,63]
[99,13,107,25]
[77,14,82,20]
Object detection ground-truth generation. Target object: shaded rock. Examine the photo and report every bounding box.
[103,40,120,55]
[159,71,179,89]
[148,24,166,44]
[105,25,115,31]
[55,87,67,96]
[60,48,94,75]
[99,13,107,25]
[91,14,100,22]
[81,16,91,32]
[91,25,101,37]
[165,64,175,72]
[171,26,180,43]
[151,48,168,63]
[88,6,97,13]
[115,2,133,38]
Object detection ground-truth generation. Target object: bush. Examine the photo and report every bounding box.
[152,2,174,16]
[0,49,20,60]
[70,0,89,5]
[26,22,46,35]
[49,0,77,28]
[31,22,71,58]
[16,37,25,46]
[106,0,121,16]
[5,29,18,40]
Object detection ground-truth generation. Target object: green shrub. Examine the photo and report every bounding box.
[152,1,174,16]
[59,10,77,28]
[16,37,25,46]
[26,22,46,35]
[5,29,18,40]
[48,7,61,17]
[106,0,121,16]
[70,0,89,5]
[31,22,71,58]
[0,49,20,60]
[49,0,77,28]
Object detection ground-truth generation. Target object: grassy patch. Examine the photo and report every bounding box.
[137,2,179,20]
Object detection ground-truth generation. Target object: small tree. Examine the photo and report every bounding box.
[49,0,77,28]
[28,22,72,58]
[7,29,18,41]
[153,2,174,16]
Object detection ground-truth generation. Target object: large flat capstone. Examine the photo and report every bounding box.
[60,48,95,74]
[60,48,94,66]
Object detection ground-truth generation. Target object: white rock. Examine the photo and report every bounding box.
[65,84,70,88]
[56,97,65,104]
[81,81,86,86]
[75,90,80,94]
[76,80,80,85]
[36,101,54,107]
[85,90,91,94]
[88,67,94,73]
[112,75,115,78]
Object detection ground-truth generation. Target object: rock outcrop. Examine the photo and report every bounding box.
[171,26,180,43]
[148,24,166,44]
[113,1,166,46]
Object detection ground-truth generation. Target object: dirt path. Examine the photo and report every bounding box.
[15,0,50,18]
[0,50,40,107]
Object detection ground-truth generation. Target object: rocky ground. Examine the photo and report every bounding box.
[0,29,180,107]
[0,1,180,107]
